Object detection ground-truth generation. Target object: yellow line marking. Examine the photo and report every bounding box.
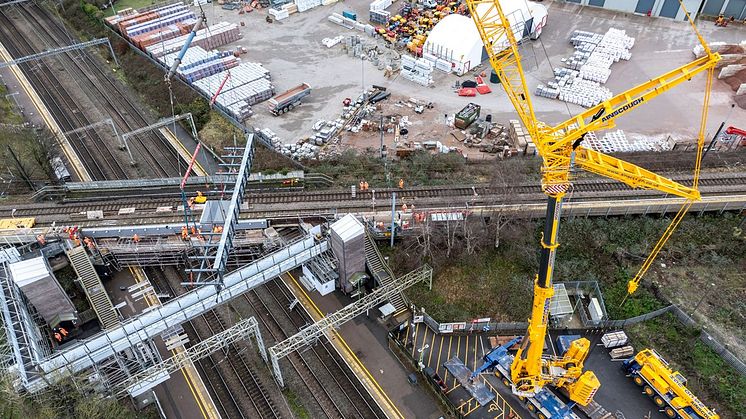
[420,326,429,363]
[403,320,410,347]
[129,267,214,419]
[286,273,405,419]
[435,334,444,375]
[474,334,479,371]
[457,396,475,410]
[455,335,462,389]
[443,335,453,382]
[427,329,436,367]
[392,308,408,318]
[0,41,91,181]
[446,383,461,394]
[159,127,207,176]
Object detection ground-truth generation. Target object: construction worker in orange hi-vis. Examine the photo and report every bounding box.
[59,327,68,337]
[364,181,369,191]
[37,234,46,245]
[181,226,189,240]
[54,332,62,342]
[398,178,404,189]
[133,234,140,243]
[359,180,364,191]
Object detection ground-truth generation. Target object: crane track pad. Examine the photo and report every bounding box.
[444,357,495,407]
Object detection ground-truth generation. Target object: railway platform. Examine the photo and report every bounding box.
[285,272,444,419]
[0,40,90,182]
[103,266,219,419]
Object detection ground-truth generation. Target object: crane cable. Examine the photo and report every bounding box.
[622,2,715,304]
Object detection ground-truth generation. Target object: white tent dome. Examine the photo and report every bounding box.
[422,1,548,75]
[422,14,483,75]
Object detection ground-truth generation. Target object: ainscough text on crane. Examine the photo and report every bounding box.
[601,97,645,122]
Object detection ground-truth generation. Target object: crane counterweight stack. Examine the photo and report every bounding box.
[463,0,720,408]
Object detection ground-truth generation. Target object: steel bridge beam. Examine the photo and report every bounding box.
[185,133,254,285]
[0,0,31,7]
[119,317,265,397]
[120,113,199,166]
[268,264,432,387]
[26,236,327,393]
[0,38,119,69]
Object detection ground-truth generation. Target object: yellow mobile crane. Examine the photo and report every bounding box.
[464,0,719,406]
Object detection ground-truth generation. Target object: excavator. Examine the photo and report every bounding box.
[463,0,719,409]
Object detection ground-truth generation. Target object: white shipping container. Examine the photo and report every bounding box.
[588,297,604,324]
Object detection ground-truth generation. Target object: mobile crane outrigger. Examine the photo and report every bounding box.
[463,0,719,408]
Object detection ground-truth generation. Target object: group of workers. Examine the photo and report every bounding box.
[358,178,406,191]
[715,14,745,27]
[52,326,69,343]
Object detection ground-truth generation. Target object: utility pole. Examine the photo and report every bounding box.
[390,192,396,248]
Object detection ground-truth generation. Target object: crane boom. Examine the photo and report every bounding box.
[465,0,720,404]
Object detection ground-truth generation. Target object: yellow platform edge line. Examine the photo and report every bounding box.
[158,127,207,176]
[0,41,92,182]
[286,273,406,419]
[129,267,218,419]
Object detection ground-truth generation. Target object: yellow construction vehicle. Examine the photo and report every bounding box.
[622,349,719,418]
[464,0,719,406]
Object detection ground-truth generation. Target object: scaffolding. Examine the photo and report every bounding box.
[118,317,265,397]
[25,236,327,393]
[269,264,432,387]
[0,262,50,388]
[93,228,269,268]
[187,133,254,286]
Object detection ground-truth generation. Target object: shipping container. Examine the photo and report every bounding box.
[454,103,480,129]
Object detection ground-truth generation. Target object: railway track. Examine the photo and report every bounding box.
[144,269,245,419]
[0,9,127,180]
[200,310,281,419]
[1,173,745,221]
[245,278,385,418]
[0,3,187,179]
[18,4,181,178]
[147,268,282,419]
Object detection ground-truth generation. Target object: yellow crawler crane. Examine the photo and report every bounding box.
[464,0,719,406]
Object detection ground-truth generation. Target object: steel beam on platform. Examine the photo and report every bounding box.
[0,38,119,68]
[268,264,432,387]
